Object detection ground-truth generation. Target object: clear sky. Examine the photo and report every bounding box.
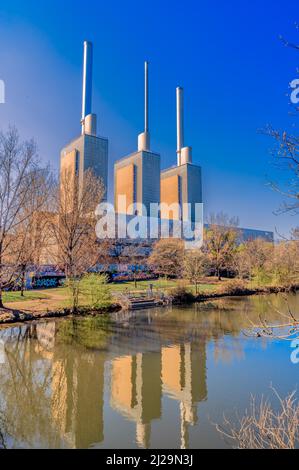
[0,0,299,236]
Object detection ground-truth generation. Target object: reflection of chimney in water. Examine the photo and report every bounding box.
[161,341,207,449]
[180,402,189,450]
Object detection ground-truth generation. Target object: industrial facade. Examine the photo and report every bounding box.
[60,41,273,243]
[61,132,108,199]
[114,150,161,217]
[161,164,203,222]
[160,87,202,223]
[60,41,108,201]
[114,62,161,218]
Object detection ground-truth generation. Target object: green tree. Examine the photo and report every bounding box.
[79,273,112,310]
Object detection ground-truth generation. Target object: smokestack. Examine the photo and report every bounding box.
[145,61,149,133]
[138,61,150,151]
[176,87,192,166]
[177,87,184,166]
[81,41,93,133]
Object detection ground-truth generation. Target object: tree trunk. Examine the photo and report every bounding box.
[21,268,25,297]
[0,254,4,308]
[0,283,4,309]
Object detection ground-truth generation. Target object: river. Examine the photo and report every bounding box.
[0,292,298,449]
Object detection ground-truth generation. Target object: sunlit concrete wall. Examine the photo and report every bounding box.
[61,133,108,201]
[115,164,135,214]
[114,150,160,217]
[161,163,202,222]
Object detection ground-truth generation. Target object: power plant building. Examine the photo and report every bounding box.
[161,87,202,223]
[114,62,160,218]
[58,41,273,248]
[60,41,108,200]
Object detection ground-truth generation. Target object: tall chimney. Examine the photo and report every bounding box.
[145,61,149,133]
[138,61,150,151]
[177,87,184,166]
[81,41,93,133]
[176,87,192,165]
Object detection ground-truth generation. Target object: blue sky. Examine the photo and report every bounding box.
[0,0,299,236]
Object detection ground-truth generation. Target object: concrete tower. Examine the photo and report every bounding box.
[60,41,108,200]
[114,62,160,217]
[161,87,202,222]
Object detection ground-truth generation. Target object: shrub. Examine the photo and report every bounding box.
[216,389,299,449]
[218,279,250,296]
[171,284,195,304]
[252,267,273,287]
[79,273,112,310]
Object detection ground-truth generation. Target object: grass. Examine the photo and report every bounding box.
[3,291,50,303]
[111,279,178,292]
[110,278,217,294]
[2,278,220,309]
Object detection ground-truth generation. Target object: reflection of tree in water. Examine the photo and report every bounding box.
[55,316,112,350]
[0,317,111,448]
[0,325,62,448]
[0,413,7,449]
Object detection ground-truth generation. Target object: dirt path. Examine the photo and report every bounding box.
[5,290,68,313]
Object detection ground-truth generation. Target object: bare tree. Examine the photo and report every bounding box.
[0,127,53,309]
[216,388,299,449]
[121,243,147,288]
[291,227,299,240]
[265,126,299,215]
[205,213,239,280]
[148,238,185,279]
[243,296,299,341]
[13,186,54,296]
[183,249,208,294]
[265,26,299,216]
[233,238,274,284]
[48,168,105,311]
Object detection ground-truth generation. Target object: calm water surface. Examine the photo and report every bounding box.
[0,293,298,449]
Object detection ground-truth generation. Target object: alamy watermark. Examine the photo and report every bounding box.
[290,339,299,365]
[96,197,204,250]
[290,78,299,104]
[0,80,5,104]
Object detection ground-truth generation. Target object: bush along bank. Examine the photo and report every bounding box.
[170,280,299,305]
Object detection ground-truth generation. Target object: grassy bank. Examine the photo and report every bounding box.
[0,278,298,327]
[2,278,217,305]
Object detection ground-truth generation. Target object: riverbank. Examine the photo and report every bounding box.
[0,303,122,326]
[1,280,298,328]
[191,282,299,303]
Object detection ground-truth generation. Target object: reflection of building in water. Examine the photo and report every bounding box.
[161,342,207,449]
[34,323,105,449]
[110,352,162,448]
[31,322,207,449]
[51,351,105,448]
